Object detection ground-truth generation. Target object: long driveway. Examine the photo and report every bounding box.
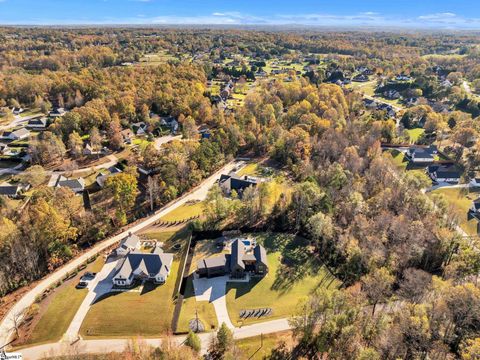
[0,160,239,348]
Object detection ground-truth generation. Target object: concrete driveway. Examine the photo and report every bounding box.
[63,257,120,342]
[193,275,234,329]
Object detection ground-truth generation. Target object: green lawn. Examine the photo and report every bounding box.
[177,277,218,333]
[160,202,204,222]
[80,261,179,338]
[25,285,88,345]
[226,234,338,326]
[237,163,260,177]
[428,188,480,236]
[235,331,294,360]
[406,128,425,143]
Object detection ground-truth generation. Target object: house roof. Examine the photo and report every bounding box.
[12,128,30,138]
[28,117,47,126]
[473,198,480,211]
[230,239,245,271]
[254,245,268,267]
[429,165,461,178]
[114,252,173,280]
[408,147,434,159]
[119,234,140,250]
[55,176,85,191]
[197,254,228,271]
[219,173,258,195]
[0,183,20,196]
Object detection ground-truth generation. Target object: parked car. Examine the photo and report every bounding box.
[76,281,88,289]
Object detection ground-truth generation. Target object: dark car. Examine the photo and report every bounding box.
[81,272,97,281]
[76,281,88,289]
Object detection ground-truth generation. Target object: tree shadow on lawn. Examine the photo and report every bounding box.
[270,236,320,294]
[228,277,262,299]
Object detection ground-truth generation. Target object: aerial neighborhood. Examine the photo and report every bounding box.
[0,15,480,360]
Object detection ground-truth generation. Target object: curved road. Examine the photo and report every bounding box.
[0,160,240,349]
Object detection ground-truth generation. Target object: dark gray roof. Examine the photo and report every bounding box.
[429,165,461,179]
[0,185,20,196]
[219,173,258,195]
[254,245,268,267]
[114,252,173,280]
[197,254,228,271]
[230,239,245,271]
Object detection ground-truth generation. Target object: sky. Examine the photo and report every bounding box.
[0,0,479,29]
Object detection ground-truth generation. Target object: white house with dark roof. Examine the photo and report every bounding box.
[27,117,48,130]
[49,107,66,117]
[2,128,30,141]
[96,166,122,188]
[0,182,30,198]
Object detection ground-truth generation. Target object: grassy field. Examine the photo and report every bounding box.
[428,188,480,236]
[26,286,88,345]
[235,331,295,360]
[80,261,179,338]
[23,256,104,346]
[160,202,204,222]
[225,233,338,326]
[406,128,425,143]
[237,163,260,177]
[177,277,218,333]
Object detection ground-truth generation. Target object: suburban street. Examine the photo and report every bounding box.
[15,317,292,359]
[0,160,240,349]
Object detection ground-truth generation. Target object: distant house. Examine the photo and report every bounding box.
[0,182,30,198]
[384,90,401,100]
[219,173,259,197]
[83,142,101,156]
[160,117,179,133]
[112,246,174,287]
[404,97,419,107]
[441,79,453,88]
[0,143,9,155]
[27,117,48,130]
[352,74,369,82]
[49,107,66,117]
[96,166,122,188]
[121,129,134,144]
[363,98,378,109]
[396,74,412,81]
[2,128,30,141]
[52,175,85,193]
[471,198,480,215]
[132,122,148,137]
[197,239,268,279]
[428,165,461,184]
[12,107,23,115]
[356,66,373,75]
[406,146,435,164]
[470,177,480,187]
[116,233,141,256]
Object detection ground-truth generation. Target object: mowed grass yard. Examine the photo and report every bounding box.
[406,128,425,143]
[160,201,204,222]
[176,277,218,333]
[428,187,480,236]
[235,330,295,360]
[226,233,338,326]
[80,261,179,338]
[23,256,105,346]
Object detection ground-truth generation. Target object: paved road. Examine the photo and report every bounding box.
[17,317,292,359]
[0,160,240,348]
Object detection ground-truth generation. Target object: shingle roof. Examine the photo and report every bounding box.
[254,245,268,267]
[119,234,140,250]
[230,239,245,271]
[114,252,173,280]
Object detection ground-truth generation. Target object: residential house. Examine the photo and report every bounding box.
[406,147,434,164]
[115,233,141,256]
[352,74,369,82]
[470,198,480,215]
[396,74,412,81]
[49,107,66,117]
[160,117,179,133]
[470,177,480,187]
[52,175,85,193]
[96,166,122,188]
[0,143,9,155]
[196,239,268,279]
[0,182,30,198]
[83,142,101,156]
[404,97,419,107]
[12,107,23,115]
[121,129,134,144]
[132,122,148,137]
[363,98,378,109]
[384,90,401,100]
[27,117,48,130]
[112,249,174,287]
[2,128,31,141]
[428,165,461,184]
[219,173,259,197]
